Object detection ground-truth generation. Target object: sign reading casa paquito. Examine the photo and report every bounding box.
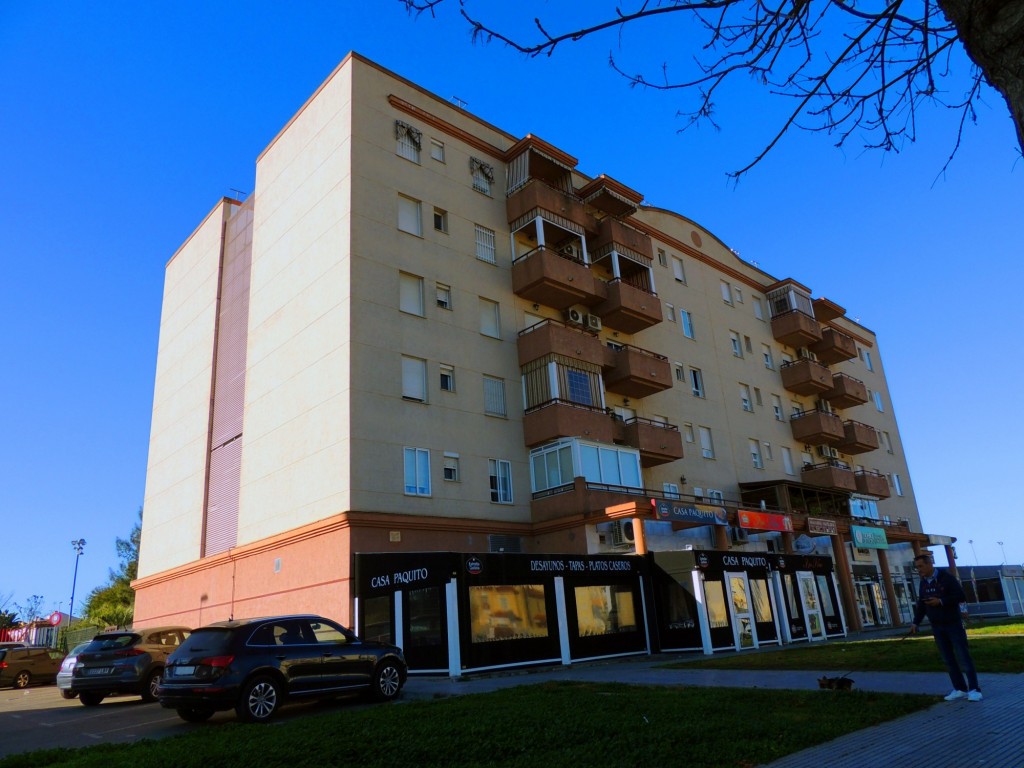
[807,517,839,536]
[851,525,889,549]
[737,509,793,532]
[652,498,728,526]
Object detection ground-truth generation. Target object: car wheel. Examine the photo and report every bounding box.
[141,669,162,702]
[176,706,215,723]
[14,671,31,689]
[79,692,105,707]
[60,689,77,700]
[371,661,403,701]
[236,676,281,723]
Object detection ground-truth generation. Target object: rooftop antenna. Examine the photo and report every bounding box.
[229,188,248,201]
[451,96,468,109]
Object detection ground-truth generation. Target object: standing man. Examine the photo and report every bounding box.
[910,553,982,701]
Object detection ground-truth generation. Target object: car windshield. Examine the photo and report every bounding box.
[175,628,234,655]
[67,643,90,658]
[83,634,140,652]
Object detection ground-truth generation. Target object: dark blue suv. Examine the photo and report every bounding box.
[158,615,407,723]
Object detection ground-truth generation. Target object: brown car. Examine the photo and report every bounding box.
[0,646,66,689]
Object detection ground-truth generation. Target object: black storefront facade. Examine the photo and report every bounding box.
[353,549,847,676]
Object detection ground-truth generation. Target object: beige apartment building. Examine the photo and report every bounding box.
[134,53,952,665]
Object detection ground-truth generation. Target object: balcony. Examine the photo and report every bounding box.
[506,179,593,234]
[855,470,891,499]
[770,309,822,348]
[592,279,662,334]
[822,372,869,409]
[835,420,880,455]
[588,217,653,262]
[511,246,602,310]
[789,410,845,446]
[616,418,683,467]
[523,400,615,447]
[602,344,672,398]
[780,359,833,396]
[518,319,604,367]
[810,327,858,365]
[801,461,857,492]
[529,476,647,525]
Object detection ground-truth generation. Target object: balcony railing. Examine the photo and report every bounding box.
[810,326,858,365]
[854,470,891,499]
[517,319,604,367]
[602,343,672,398]
[780,358,833,396]
[506,178,593,233]
[800,460,857,492]
[522,399,615,447]
[616,417,683,467]
[770,309,823,348]
[592,278,662,334]
[835,419,880,454]
[822,372,869,409]
[789,410,845,446]
[511,245,603,310]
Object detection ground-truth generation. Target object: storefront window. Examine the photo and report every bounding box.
[408,587,442,648]
[363,595,392,643]
[469,585,549,643]
[816,575,837,617]
[664,578,698,630]
[574,585,637,636]
[750,579,772,623]
[704,580,729,629]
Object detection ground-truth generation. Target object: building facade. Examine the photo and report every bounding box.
[134,53,951,659]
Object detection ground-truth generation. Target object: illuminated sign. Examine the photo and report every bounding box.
[737,509,793,532]
[653,499,728,525]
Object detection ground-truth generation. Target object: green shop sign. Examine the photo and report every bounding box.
[851,525,889,549]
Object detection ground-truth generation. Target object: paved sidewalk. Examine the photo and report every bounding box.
[401,657,1024,768]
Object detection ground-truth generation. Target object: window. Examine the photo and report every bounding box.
[762,442,773,461]
[483,376,507,416]
[699,426,715,459]
[744,335,753,354]
[399,272,424,316]
[707,489,725,504]
[489,459,513,503]
[479,298,500,338]
[721,281,733,305]
[474,224,497,264]
[753,387,763,406]
[436,282,452,310]
[657,248,668,267]
[791,401,803,418]
[663,482,681,499]
[470,158,494,195]
[443,452,460,481]
[401,356,427,401]
[863,349,875,371]
[672,256,686,283]
[690,368,705,398]
[892,473,904,496]
[430,138,445,162]
[440,364,455,392]
[403,447,430,496]
[680,309,695,339]
[749,439,763,469]
[772,394,784,421]
[730,331,743,357]
[674,364,686,382]
[753,297,765,320]
[433,207,448,233]
[666,302,676,322]
[395,120,421,163]
[882,431,894,454]
[872,390,884,412]
[762,344,774,369]
[782,447,795,475]
[397,195,422,236]
[740,383,753,412]
[734,287,744,303]
[566,369,593,405]
[683,423,695,443]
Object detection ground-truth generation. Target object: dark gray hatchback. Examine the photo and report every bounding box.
[158,615,407,723]
[71,626,191,706]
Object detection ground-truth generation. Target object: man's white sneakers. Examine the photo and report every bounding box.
[944,689,968,701]
[967,690,983,702]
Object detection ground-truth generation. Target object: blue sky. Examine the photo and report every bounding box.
[1,2,1020,618]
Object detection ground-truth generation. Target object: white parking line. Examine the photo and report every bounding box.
[81,714,180,736]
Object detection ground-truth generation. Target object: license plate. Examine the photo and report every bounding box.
[170,666,195,677]
[85,667,112,676]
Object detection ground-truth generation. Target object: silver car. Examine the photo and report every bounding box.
[56,642,92,699]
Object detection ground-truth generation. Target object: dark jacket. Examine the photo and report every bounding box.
[913,568,967,627]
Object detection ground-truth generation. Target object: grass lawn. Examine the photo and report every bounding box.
[670,621,1024,674]
[0,682,937,768]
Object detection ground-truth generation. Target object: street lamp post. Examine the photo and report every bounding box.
[998,541,1007,565]
[968,539,978,566]
[68,539,86,626]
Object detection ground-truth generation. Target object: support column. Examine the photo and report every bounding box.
[831,534,862,632]
[715,525,730,550]
[944,544,959,579]
[876,548,902,627]
[631,517,648,555]
[780,531,795,554]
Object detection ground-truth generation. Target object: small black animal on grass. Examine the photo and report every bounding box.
[818,675,854,690]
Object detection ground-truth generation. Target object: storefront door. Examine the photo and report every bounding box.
[796,572,826,641]
[725,571,758,650]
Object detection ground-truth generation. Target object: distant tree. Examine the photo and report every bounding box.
[404,0,1024,176]
[0,610,17,630]
[82,509,141,628]
[13,595,44,623]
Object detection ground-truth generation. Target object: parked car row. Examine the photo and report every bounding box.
[2,614,407,725]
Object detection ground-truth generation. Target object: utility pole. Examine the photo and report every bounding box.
[69,539,86,626]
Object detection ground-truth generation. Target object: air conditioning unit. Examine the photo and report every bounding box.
[609,520,635,546]
[585,314,602,331]
[560,244,580,259]
[730,526,749,544]
[817,446,839,459]
[564,308,584,325]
